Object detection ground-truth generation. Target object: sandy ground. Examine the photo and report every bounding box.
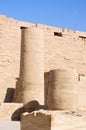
[0,121,20,130]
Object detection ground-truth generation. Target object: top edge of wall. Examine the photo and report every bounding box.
[0,15,86,36]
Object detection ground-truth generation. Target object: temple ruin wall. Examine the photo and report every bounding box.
[0,15,86,104]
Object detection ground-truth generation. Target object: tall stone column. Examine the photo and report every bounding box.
[47,69,78,110]
[21,27,44,105]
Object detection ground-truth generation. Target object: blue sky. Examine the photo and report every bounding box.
[0,0,86,32]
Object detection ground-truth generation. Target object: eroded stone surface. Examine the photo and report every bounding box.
[0,15,86,130]
[0,15,86,105]
[20,27,44,105]
[21,110,86,130]
[0,103,23,120]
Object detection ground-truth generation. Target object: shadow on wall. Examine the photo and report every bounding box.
[44,72,49,108]
[4,88,15,102]
[13,77,23,102]
[11,100,45,121]
[4,77,20,103]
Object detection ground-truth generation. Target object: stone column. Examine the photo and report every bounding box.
[47,69,78,110]
[21,27,44,105]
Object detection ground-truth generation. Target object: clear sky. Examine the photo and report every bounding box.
[0,0,86,32]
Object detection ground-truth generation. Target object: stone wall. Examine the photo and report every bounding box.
[0,15,86,104]
[0,15,33,103]
[34,24,86,74]
[44,27,86,74]
[78,75,86,110]
[0,103,23,120]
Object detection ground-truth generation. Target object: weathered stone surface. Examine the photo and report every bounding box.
[0,15,34,103]
[20,27,44,105]
[47,69,78,110]
[0,103,23,120]
[0,15,86,130]
[0,15,86,106]
[21,110,86,130]
[78,75,86,110]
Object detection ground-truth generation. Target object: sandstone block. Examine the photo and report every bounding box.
[21,110,86,130]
